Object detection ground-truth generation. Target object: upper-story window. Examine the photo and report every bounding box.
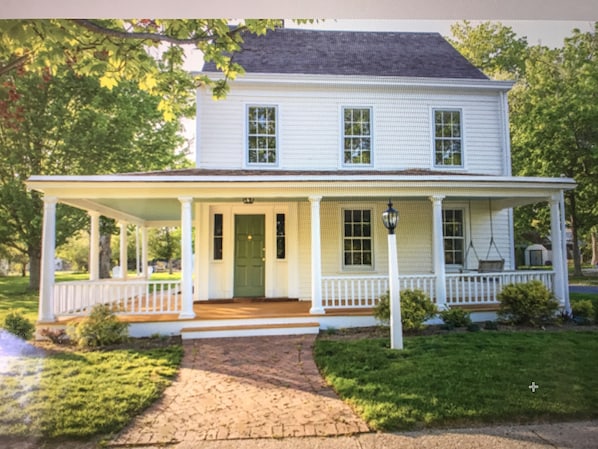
[434,109,463,167]
[247,106,277,165]
[343,107,372,165]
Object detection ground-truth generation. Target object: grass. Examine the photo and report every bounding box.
[0,335,183,439]
[0,273,184,440]
[314,330,598,431]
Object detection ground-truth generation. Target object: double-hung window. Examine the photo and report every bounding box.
[443,209,464,266]
[343,107,372,165]
[343,209,373,268]
[434,109,463,167]
[247,106,277,165]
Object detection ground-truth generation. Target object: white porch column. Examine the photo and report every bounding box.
[309,196,325,314]
[118,222,127,279]
[88,211,100,281]
[135,225,140,276]
[559,190,571,313]
[141,226,149,279]
[179,197,196,319]
[39,196,57,322]
[430,195,447,308]
[550,193,567,309]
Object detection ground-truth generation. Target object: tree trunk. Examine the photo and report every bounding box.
[28,247,41,291]
[99,233,112,278]
[592,231,598,266]
[568,193,583,277]
[168,258,173,275]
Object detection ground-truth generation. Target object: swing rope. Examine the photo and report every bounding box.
[485,199,504,261]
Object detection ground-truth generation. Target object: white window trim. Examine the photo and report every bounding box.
[340,206,375,272]
[245,104,280,168]
[431,107,465,170]
[340,106,374,169]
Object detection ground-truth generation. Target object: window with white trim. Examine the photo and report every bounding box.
[443,209,464,266]
[434,109,462,167]
[247,106,277,164]
[343,209,373,267]
[343,107,372,165]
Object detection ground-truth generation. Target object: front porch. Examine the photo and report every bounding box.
[42,269,557,338]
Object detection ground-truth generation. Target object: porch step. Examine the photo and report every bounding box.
[180,322,321,340]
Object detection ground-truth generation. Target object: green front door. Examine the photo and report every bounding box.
[234,215,265,297]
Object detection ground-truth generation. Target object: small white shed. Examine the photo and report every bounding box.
[524,244,549,266]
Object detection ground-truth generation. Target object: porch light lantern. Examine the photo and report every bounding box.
[382,200,399,233]
[242,197,255,204]
[381,199,403,350]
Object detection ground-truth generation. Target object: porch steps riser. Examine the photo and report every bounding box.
[181,322,321,340]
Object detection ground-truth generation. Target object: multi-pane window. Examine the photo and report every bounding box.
[343,107,372,165]
[443,209,464,265]
[434,109,462,167]
[343,209,373,267]
[276,213,286,259]
[248,106,277,164]
[213,214,223,260]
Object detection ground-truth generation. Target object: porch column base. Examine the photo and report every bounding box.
[178,312,196,320]
[310,306,325,315]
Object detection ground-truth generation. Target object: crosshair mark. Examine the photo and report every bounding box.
[529,382,539,393]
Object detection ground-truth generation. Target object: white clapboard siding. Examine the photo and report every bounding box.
[197,83,507,175]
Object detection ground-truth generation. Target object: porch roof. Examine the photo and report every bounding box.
[27,169,575,226]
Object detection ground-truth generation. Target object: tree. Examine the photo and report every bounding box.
[148,227,182,274]
[0,66,190,290]
[449,20,529,80]
[510,25,598,275]
[0,19,285,118]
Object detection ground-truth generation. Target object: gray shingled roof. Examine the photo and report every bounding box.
[202,28,488,80]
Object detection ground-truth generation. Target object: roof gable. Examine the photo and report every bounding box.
[202,28,488,80]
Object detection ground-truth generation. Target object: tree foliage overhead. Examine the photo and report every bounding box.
[0,19,283,119]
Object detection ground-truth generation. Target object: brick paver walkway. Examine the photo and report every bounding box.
[109,335,369,446]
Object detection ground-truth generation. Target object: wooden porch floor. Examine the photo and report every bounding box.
[56,299,376,324]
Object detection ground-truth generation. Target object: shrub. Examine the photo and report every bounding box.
[571,300,595,325]
[497,281,560,326]
[439,308,472,328]
[466,323,481,332]
[68,304,129,348]
[3,310,35,340]
[484,320,499,330]
[374,289,437,331]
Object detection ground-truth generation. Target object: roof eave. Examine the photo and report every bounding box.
[193,71,514,91]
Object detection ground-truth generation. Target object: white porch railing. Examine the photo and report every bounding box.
[53,280,182,316]
[322,271,555,309]
[445,271,554,306]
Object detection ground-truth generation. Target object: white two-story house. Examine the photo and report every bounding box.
[28,28,575,338]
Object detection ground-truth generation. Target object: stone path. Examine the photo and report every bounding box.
[109,335,369,446]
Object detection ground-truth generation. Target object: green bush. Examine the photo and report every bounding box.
[68,304,129,348]
[571,300,595,325]
[439,308,472,328]
[3,310,35,340]
[497,281,560,327]
[374,289,437,331]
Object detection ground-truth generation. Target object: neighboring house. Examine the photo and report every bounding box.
[27,28,575,339]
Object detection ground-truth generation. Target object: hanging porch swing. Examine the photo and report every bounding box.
[463,199,505,273]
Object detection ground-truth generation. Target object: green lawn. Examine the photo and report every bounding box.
[315,330,598,431]
[0,273,184,440]
[0,338,182,439]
